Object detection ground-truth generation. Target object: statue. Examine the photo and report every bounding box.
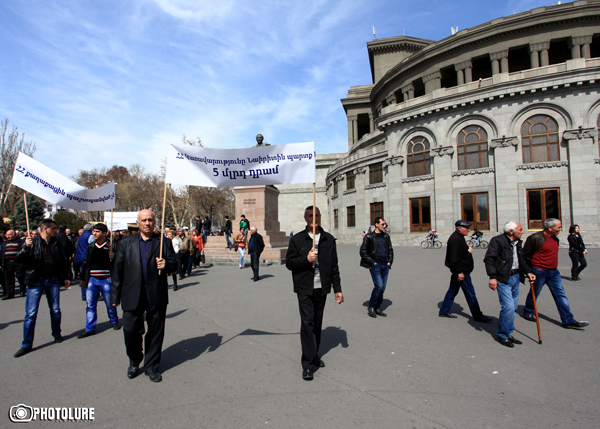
[253,134,271,147]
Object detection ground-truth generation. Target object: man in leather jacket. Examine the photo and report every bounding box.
[359,217,393,318]
[484,221,534,347]
[14,219,70,358]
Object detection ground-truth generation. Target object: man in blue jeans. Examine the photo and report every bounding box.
[14,219,70,358]
[439,220,492,323]
[522,218,589,329]
[360,217,393,318]
[484,221,535,347]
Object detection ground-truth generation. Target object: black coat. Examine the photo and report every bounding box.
[285,227,342,296]
[483,233,531,284]
[0,239,23,270]
[249,232,265,255]
[111,233,177,311]
[359,232,394,268]
[445,230,474,274]
[15,236,69,286]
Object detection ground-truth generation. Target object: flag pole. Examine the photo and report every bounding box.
[110,209,114,249]
[312,183,316,267]
[23,191,30,237]
[158,182,168,274]
[530,279,542,344]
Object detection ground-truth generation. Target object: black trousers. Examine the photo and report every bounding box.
[250,251,260,279]
[569,252,587,279]
[2,260,23,297]
[176,251,190,278]
[297,289,327,370]
[122,288,167,374]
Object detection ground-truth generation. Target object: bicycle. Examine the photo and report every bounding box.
[421,237,442,249]
[467,238,488,249]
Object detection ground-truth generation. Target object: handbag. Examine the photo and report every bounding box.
[201,252,206,264]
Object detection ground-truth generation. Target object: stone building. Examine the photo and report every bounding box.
[324,0,600,244]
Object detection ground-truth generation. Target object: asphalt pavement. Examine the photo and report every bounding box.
[1,244,598,428]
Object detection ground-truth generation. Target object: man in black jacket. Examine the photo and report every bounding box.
[1,230,25,300]
[111,209,177,382]
[224,216,233,250]
[359,217,393,318]
[14,219,70,358]
[484,221,534,347]
[439,220,491,322]
[286,206,343,380]
[248,227,265,281]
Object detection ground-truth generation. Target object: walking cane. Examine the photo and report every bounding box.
[529,278,542,344]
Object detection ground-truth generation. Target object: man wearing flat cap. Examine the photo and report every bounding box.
[438,220,491,322]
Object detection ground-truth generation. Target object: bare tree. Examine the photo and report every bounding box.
[0,118,36,217]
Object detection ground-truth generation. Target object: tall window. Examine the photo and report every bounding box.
[457,126,488,170]
[410,197,431,232]
[461,193,489,230]
[346,170,355,190]
[333,180,338,195]
[370,202,384,226]
[527,188,560,230]
[369,162,383,184]
[521,115,559,163]
[333,209,339,229]
[407,136,431,177]
[347,206,355,228]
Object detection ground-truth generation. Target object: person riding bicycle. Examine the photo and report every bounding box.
[426,229,438,245]
[471,229,483,246]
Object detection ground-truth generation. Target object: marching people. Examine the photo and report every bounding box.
[192,229,204,268]
[77,223,121,338]
[235,227,247,268]
[14,219,70,358]
[1,230,25,300]
[111,209,177,382]
[202,216,212,237]
[568,225,587,282]
[483,222,534,347]
[239,214,250,236]
[224,215,233,250]
[438,220,492,322]
[174,228,193,280]
[522,218,589,329]
[248,227,265,281]
[285,206,343,380]
[359,217,393,318]
[75,224,94,300]
[166,231,178,291]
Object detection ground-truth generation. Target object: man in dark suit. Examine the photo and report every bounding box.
[248,227,265,281]
[286,206,344,380]
[111,209,177,383]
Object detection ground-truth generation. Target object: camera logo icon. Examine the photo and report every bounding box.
[8,404,34,423]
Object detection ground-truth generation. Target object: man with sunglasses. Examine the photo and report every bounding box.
[360,217,394,318]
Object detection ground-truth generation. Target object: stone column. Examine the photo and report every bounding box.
[401,83,414,101]
[456,69,464,85]
[368,113,374,133]
[529,42,549,68]
[490,50,509,74]
[423,71,441,94]
[571,36,593,59]
[490,136,519,230]
[454,60,472,85]
[385,94,396,107]
[430,147,454,233]
[347,115,357,150]
[569,38,581,59]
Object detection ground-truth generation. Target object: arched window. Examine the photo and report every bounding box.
[407,137,431,177]
[521,115,559,163]
[457,126,489,170]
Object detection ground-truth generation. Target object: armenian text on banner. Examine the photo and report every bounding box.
[11,152,116,211]
[103,211,138,231]
[165,142,316,187]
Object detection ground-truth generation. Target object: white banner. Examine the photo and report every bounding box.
[165,142,316,187]
[103,211,138,231]
[11,152,116,211]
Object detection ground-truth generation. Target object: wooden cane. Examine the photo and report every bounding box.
[158,182,167,274]
[23,191,30,237]
[529,279,542,344]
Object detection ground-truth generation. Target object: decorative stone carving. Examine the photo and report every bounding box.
[402,174,434,183]
[431,146,454,157]
[336,174,345,182]
[383,155,404,167]
[422,71,442,83]
[572,36,593,46]
[490,136,519,148]
[490,50,509,60]
[343,188,357,195]
[364,183,387,190]
[529,42,550,52]
[347,115,358,121]
[401,83,414,92]
[354,167,367,175]
[454,60,472,71]
[516,161,568,171]
[452,167,495,177]
[563,127,599,140]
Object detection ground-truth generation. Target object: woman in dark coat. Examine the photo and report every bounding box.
[568,225,587,282]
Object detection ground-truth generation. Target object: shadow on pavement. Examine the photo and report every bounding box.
[320,326,349,358]
[161,333,223,373]
[361,299,392,310]
[166,309,188,319]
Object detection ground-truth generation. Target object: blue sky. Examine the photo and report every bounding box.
[1,0,554,177]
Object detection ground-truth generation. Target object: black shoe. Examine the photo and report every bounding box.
[77,330,95,339]
[508,336,522,345]
[111,323,121,330]
[439,313,457,318]
[2,295,14,300]
[572,277,581,282]
[367,307,376,318]
[496,337,514,348]
[187,272,191,275]
[14,347,32,358]
[254,277,259,282]
[127,365,139,379]
[475,315,492,323]
[179,276,185,280]
[375,309,387,317]
[302,368,313,380]
[314,357,325,368]
[173,286,178,291]
[563,321,589,329]
[81,297,86,301]
[522,313,536,322]
[145,372,162,382]
[576,277,582,281]
[54,336,63,343]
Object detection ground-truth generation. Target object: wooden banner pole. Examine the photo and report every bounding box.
[23,191,30,237]
[158,182,168,274]
[110,209,114,249]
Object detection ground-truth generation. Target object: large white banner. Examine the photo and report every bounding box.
[165,142,316,187]
[11,152,116,211]
[103,211,138,231]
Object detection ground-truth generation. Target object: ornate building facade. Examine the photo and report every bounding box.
[325,0,600,244]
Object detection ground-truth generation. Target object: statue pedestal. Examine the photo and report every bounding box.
[204,185,290,264]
